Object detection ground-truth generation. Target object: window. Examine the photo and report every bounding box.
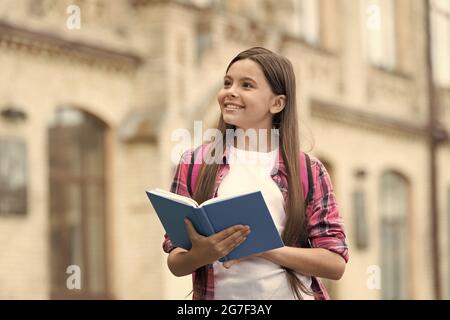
[363,0,396,69]
[379,172,409,299]
[353,190,369,250]
[431,0,450,87]
[353,169,369,250]
[0,139,27,215]
[48,107,109,298]
[291,0,320,45]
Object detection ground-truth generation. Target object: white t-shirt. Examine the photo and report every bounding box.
[213,145,313,300]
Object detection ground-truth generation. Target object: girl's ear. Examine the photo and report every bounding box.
[270,95,286,114]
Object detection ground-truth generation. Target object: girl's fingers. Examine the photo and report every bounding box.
[223,259,241,269]
[222,228,251,251]
[213,224,250,242]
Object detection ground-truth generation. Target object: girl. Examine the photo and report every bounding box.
[163,47,348,300]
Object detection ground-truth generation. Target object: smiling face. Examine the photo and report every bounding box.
[217,59,285,132]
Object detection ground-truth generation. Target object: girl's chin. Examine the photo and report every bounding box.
[222,114,241,123]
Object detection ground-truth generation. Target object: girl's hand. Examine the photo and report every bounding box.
[184,218,251,266]
[222,252,265,269]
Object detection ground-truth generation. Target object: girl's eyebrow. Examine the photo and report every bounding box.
[224,75,257,83]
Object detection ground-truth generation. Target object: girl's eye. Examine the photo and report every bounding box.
[242,82,253,88]
[223,80,231,87]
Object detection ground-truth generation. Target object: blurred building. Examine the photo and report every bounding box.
[0,0,449,299]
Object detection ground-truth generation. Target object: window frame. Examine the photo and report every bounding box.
[0,138,28,216]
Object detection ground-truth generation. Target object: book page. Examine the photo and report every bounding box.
[200,190,259,207]
[149,188,199,207]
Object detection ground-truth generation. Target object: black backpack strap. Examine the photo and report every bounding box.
[187,145,202,197]
[305,153,314,204]
[304,153,314,249]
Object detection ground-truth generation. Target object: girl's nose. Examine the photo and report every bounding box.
[226,90,238,98]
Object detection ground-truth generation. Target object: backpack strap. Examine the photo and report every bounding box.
[303,153,314,249]
[304,153,314,204]
[187,144,205,197]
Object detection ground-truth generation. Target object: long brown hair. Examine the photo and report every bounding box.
[192,47,313,299]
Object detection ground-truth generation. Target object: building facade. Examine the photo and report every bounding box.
[0,0,449,299]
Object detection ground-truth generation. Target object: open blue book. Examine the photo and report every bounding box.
[146,189,284,262]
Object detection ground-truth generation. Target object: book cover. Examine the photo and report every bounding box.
[146,189,284,262]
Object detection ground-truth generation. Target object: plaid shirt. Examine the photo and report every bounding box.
[162,144,349,300]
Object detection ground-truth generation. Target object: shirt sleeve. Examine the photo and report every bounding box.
[162,148,194,254]
[306,157,349,263]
